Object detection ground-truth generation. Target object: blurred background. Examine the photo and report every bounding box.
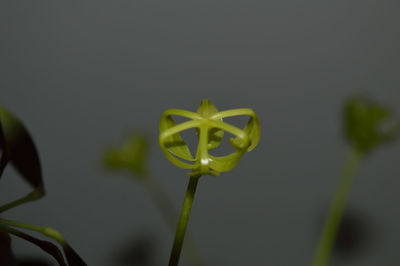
[1,1,399,265]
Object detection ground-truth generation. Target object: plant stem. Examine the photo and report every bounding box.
[312,147,363,266]
[144,174,203,266]
[169,175,200,266]
[144,174,180,231]
[0,186,44,213]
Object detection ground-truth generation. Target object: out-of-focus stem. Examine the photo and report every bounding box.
[312,147,363,266]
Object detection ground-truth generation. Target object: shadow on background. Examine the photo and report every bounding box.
[317,206,378,260]
[112,233,157,266]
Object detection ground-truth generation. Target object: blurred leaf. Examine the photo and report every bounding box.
[0,228,18,266]
[2,225,67,266]
[104,133,149,177]
[0,122,8,178]
[17,257,52,266]
[344,96,399,153]
[62,244,87,266]
[0,105,43,188]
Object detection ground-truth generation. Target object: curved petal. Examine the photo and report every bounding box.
[159,115,196,161]
[163,109,202,120]
[209,151,244,173]
[209,120,250,151]
[210,108,260,152]
[210,108,256,120]
[242,113,261,152]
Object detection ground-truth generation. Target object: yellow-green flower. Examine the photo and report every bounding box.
[159,99,260,176]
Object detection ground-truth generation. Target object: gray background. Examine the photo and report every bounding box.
[1,1,400,265]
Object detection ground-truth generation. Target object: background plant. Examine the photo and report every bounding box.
[312,96,399,266]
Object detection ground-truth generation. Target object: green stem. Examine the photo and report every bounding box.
[144,174,203,266]
[312,147,363,266]
[0,186,44,213]
[144,174,180,231]
[169,175,200,266]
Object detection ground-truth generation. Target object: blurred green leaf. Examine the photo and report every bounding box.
[0,228,18,266]
[0,219,87,266]
[344,96,399,153]
[0,105,43,188]
[62,244,87,266]
[17,258,52,266]
[104,133,149,177]
[1,225,67,266]
[0,122,8,178]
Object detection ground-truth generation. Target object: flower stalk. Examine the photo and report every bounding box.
[169,175,200,266]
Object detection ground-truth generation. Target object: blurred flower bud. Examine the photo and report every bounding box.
[104,133,149,177]
[344,96,399,153]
